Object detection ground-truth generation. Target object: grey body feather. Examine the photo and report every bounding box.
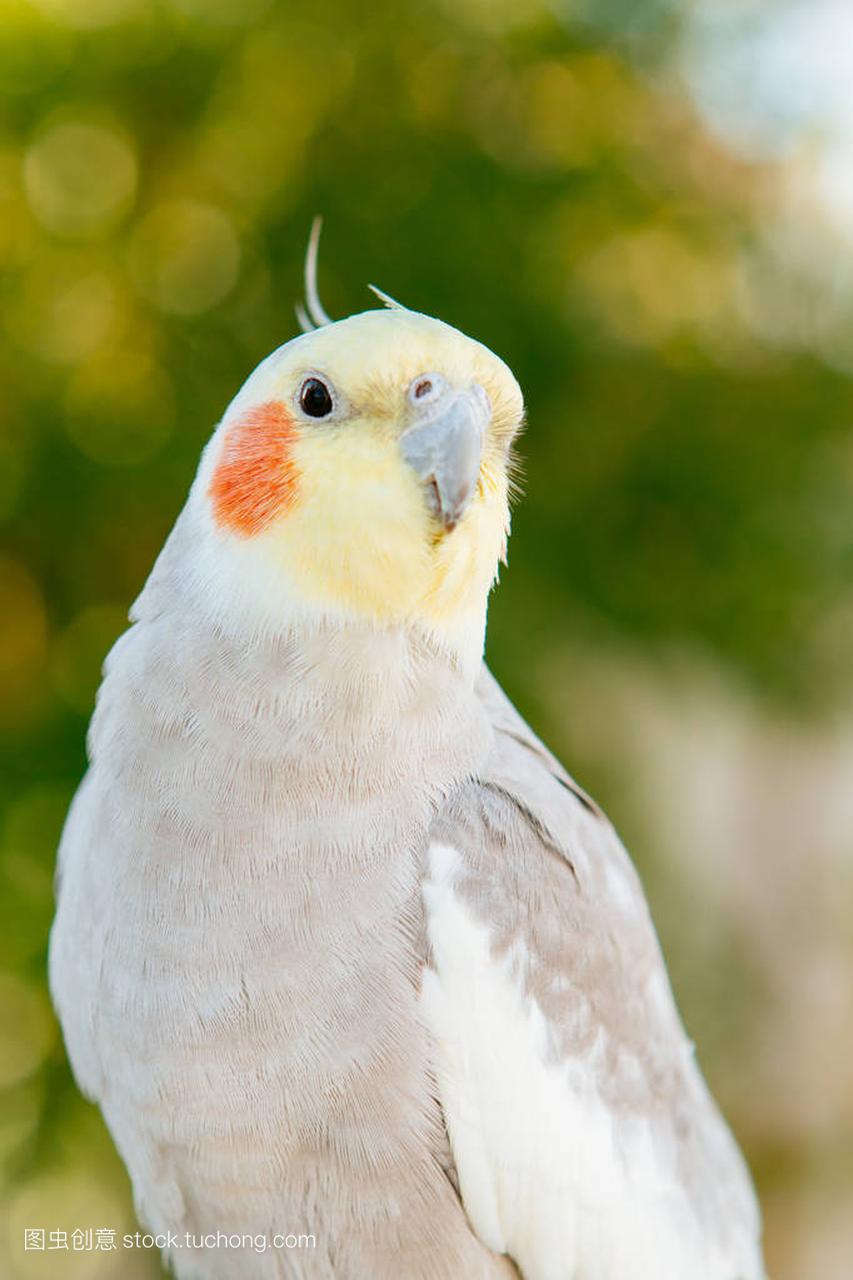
[50,506,764,1279]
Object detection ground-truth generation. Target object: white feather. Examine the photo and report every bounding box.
[421,841,761,1280]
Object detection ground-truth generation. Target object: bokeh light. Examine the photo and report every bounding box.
[129,200,240,315]
[64,349,174,464]
[24,119,137,240]
[11,252,123,365]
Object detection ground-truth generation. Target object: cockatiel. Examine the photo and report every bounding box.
[50,227,766,1280]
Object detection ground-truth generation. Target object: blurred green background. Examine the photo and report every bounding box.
[2,0,852,1276]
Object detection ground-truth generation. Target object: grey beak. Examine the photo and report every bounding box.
[399,380,490,532]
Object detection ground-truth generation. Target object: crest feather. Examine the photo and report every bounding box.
[296,216,333,332]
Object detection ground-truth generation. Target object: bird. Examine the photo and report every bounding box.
[49,222,766,1280]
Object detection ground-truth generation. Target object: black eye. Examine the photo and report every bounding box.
[299,377,334,418]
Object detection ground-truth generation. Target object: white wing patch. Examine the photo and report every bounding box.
[420,842,747,1280]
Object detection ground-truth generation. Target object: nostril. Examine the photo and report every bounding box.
[407,371,447,408]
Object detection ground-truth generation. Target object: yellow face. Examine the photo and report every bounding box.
[205,308,524,643]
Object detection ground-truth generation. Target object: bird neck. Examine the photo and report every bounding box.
[135,495,493,683]
[126,507,494,818]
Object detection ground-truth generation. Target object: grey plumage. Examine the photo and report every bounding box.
[49,303,766,1279]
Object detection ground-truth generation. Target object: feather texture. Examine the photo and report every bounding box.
[49,301,765,1279]
[49,554,765,1276]
[421,670,765,1280]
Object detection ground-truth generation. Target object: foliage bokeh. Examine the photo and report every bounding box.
[1,1,852,1277]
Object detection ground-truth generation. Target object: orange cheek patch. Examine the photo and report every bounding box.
[209,401,300,536]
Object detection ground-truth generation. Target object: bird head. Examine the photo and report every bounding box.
[190,233,524,671]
